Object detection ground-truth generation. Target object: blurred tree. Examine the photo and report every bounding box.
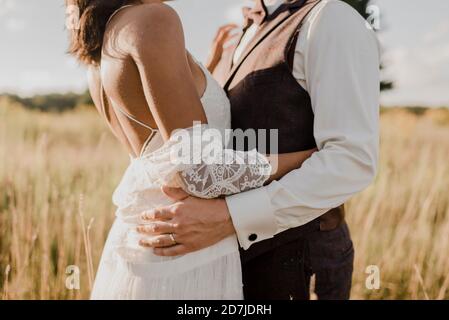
[342,0,393,91]
[22,93,79,112]
[343,0,371,19]
[77,90,94,106]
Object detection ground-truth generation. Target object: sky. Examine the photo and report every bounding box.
[0,0,448,107]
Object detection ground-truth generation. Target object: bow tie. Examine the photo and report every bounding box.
[242,0,268,28]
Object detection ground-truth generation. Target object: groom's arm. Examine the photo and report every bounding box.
[226,1,380,249]
[141,2,379,257]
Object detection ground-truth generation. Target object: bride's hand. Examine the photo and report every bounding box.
[206,24,240,73]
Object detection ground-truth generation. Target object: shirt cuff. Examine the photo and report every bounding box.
[225,187,278,250]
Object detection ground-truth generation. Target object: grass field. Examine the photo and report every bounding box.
[1,98,449,300]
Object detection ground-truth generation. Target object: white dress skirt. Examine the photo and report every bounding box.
[90,60,271,300]
[91,212,243,300]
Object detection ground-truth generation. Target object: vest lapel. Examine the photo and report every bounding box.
[224,0,310,89]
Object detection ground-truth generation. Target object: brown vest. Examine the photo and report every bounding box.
[213,0,345,261]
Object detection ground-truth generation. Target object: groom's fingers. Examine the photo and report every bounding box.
[136,222,175,235]
[153,245,188,257]
[139,234,177,248]
[141,207,174,221]
[161,186,189,201]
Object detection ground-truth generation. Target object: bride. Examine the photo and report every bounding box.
[67,0,315,299]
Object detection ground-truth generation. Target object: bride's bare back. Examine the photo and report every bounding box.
[87,3,207,157]
[87,2,315,182]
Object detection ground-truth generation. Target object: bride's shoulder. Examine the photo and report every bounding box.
[125,3,181,26]
[114,3,184,53]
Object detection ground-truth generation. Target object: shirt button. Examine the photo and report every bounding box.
[248,234,258,242]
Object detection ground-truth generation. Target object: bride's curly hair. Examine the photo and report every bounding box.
[67,0,136,65]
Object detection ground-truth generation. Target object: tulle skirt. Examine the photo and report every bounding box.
[90,218,244,300]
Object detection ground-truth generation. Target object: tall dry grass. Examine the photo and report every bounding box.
[1,99,448,299]
[0,99,127,299]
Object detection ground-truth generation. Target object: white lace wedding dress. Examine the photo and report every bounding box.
[90,11,271,298]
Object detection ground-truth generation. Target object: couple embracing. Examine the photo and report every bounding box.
[67,0,379,300]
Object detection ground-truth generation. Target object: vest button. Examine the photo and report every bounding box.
[248,234,258,242]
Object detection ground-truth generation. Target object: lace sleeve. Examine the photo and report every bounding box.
[176,148,271,199]
[139,125,272,199]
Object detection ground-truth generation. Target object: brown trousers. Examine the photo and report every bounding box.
[241,222,354,300]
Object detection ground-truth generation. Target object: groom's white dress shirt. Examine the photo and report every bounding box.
[225,0,380,249]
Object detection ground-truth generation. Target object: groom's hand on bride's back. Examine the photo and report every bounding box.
[137,186,236,256]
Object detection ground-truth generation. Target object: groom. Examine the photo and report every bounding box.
[145,0,379,299]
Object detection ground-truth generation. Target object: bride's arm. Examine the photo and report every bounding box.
[265,150,317,183]
[123,4,315,198]
[123,4,207,139]
[169,132,317,199]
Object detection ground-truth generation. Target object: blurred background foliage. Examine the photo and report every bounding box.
[1,91,93,112]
